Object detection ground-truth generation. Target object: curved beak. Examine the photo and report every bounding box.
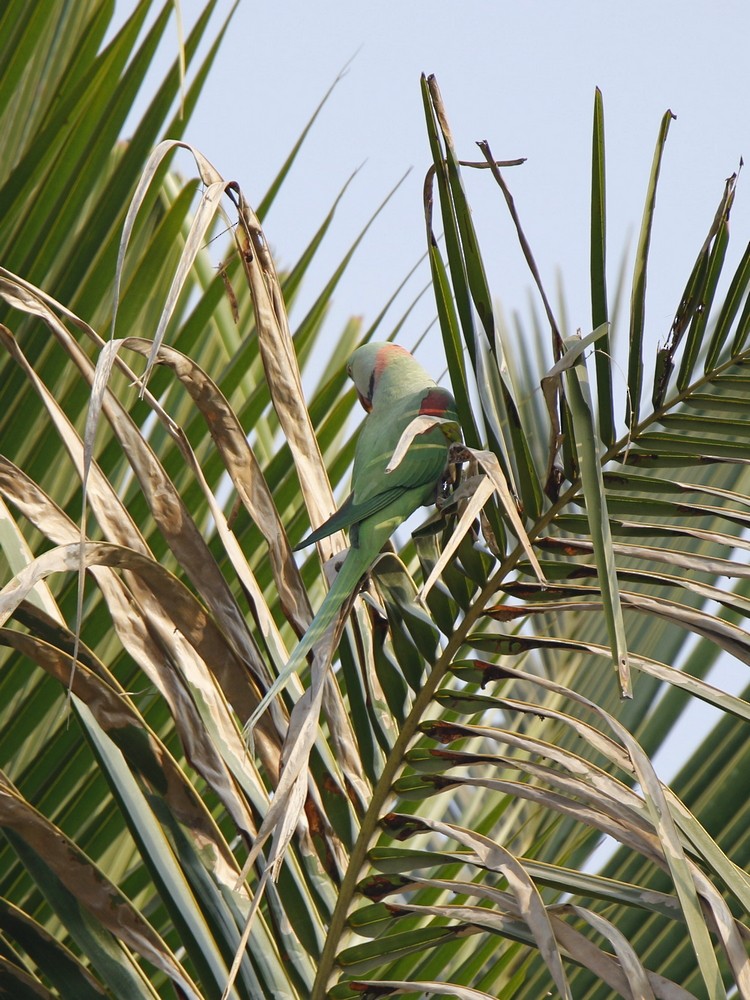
[356,388,372,412]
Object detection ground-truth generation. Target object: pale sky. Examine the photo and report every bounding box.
[179,0,750,384]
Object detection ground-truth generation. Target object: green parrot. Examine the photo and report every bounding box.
[247,341,460,732]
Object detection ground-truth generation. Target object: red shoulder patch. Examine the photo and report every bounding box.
[419,386,453,416]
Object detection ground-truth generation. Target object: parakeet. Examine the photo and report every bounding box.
[247,341,459,732]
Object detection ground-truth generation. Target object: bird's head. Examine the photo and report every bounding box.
[347,341,412,411]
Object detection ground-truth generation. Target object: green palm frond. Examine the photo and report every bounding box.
[1,7,749,1000]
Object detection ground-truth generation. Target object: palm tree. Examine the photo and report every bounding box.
[1,3,748,999]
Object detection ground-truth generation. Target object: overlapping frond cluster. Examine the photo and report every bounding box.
[0,5,748,999]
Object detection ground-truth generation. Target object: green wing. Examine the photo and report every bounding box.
[294,477,437,551]
[293,494,356,550]
[295,384,457,551]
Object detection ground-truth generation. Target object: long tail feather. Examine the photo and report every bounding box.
[245,546,372,735]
